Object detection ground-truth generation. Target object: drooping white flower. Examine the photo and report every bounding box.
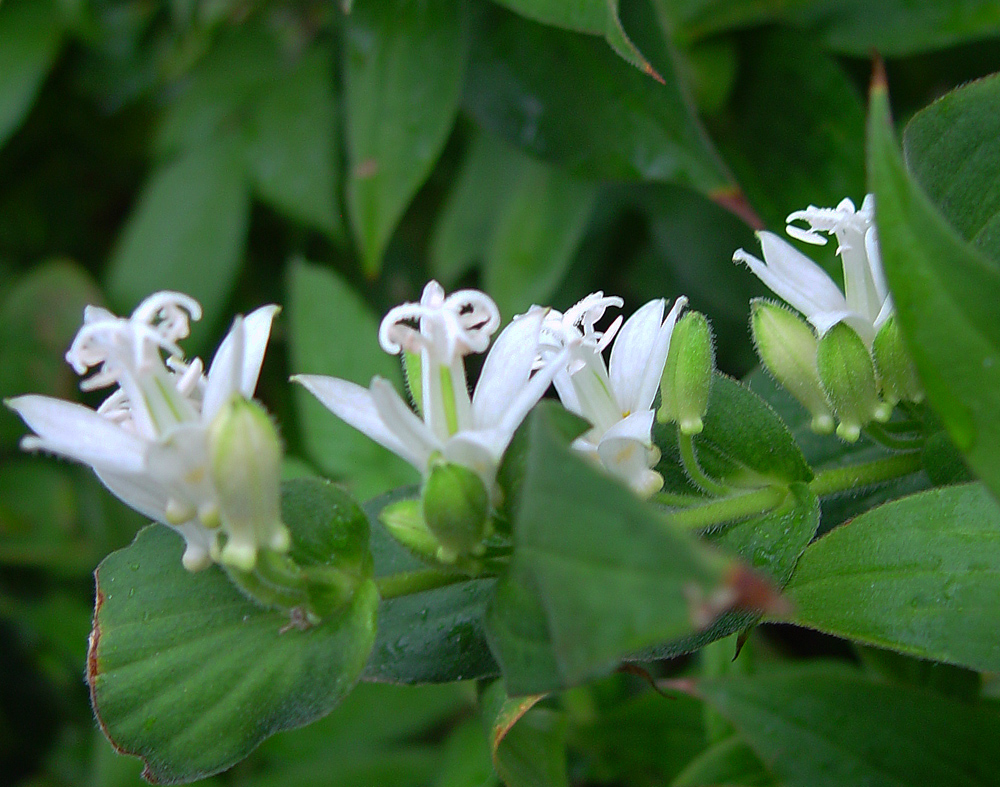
[733,195,892,345]
[6,292,285,572]
[293,281,566,495]
[540,292,687,497]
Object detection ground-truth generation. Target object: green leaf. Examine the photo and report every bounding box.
[712,28,865,230]
[105,140,250,351]
[89,479,379,783]
[868,80,1000,499]
[344,0,467,275]
[794,0,1000,57]
[429,131,529,286]
[699,663,1000,787]
[464,7,731,194]
[903,73,1000,264]
[480,681,567,787]
[0,0,63,150]
[671,735,775,787]
[288,260,417,501]
[784,483,1000,673]
[681,374,814,488]
[488,403,768,692]
[244,46,340,237]
[0,260,102,446]
[433,718,499,787]
[362,488,498,683]
[484,161,598,317]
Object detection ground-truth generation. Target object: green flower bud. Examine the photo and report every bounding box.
[380,498,440,563]
[750,300,834,435]
[873,316,924,405]
[817,323,892,442]
[658,311,714,435]
[208,395,291,571]
[422,460,491,563]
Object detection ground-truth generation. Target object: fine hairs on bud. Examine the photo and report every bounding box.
[816,323,890,442]
[658,311,715,435]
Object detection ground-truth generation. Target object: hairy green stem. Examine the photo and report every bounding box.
[375,568,470,600]
[668,452,924,532]
[678,431,733,497]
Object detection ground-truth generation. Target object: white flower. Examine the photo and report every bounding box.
[541,292,687,497]
[6,292,284,572]
[293,281,565,495]
[733,194,892,345]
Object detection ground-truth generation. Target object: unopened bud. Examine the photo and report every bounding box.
[817,323,890,442]
[208,396,291,571]
[751,300,834,435]
[873,317,923,405]
[658,311,714,435]
[422,459,491,563]
[380,498,440,563]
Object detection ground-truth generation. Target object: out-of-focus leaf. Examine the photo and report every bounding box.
[154,25,282,156]
[105,140,250,350]
[433,718,498,787]
[713,29,865,230]
[244,47,340,237]
[793,0,1000,57]
[89,480,379,783]
[671,735,775,787]
[484,161,598,317]
[465,7,731,195]
[480,681,567,787]
[345,0,467,275]
[429,131,529,286]
[857,645,982,703]
[0,0,63,150]
[784,483,1000,673]
[288,260,418,501]
[699,663,1000,787]
[363,488,498,684]
[0,260,102,446]
[869,79,1000,498]
[903,73,1000,264]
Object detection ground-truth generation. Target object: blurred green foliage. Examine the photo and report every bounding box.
[2,0,1000,784]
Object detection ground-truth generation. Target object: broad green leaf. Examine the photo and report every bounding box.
[433,719,499,787]
[464,7,731,194]
[671,735,774,787]
[576,691,708,786]
[712,29,865,230]
[244,46,340,237]
[673,374,813,488]
[868,81,1000,498]
[480,681,567,787]
[489,403,770,692]
[857,645,981,703]
[784,483,1000,673]
[0,260,102,446]
[89,479,379,783]
[105,140,250,351]
[658,0,802,43]
[154,25,282,156]
[903,73,1000,264]
[0,0,63,150]
[288,260,417,501]
[699,663,1000,787]
[794,0,1000,56]
[484,161,598,317]
[429,131,529,286]
[246,748,441,787]
[344,0,467,275]
[362,488,498,683]
[490,0,658,76]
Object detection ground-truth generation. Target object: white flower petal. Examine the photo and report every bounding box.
[496,344,570,438]
[443,431,505,489]
[635,296,686,414]
[292,374,424,468]
[203,315,245,422]
[7,395,146,473]
[369,377,440,470]
[608,299,664,414]
[472,308,545,428]
[95,468,170,523]
[239,305,280,394]
[597,434,662,496]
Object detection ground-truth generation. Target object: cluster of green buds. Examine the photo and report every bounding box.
[752,301,922,441]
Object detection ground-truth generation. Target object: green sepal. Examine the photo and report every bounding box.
[816,322,889,441]
[873,316,924,405]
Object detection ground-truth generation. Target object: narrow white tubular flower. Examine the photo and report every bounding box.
[733,194,892,345]
[6,292,281,572]
[294,281,565,495]
[541,293,687,497]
